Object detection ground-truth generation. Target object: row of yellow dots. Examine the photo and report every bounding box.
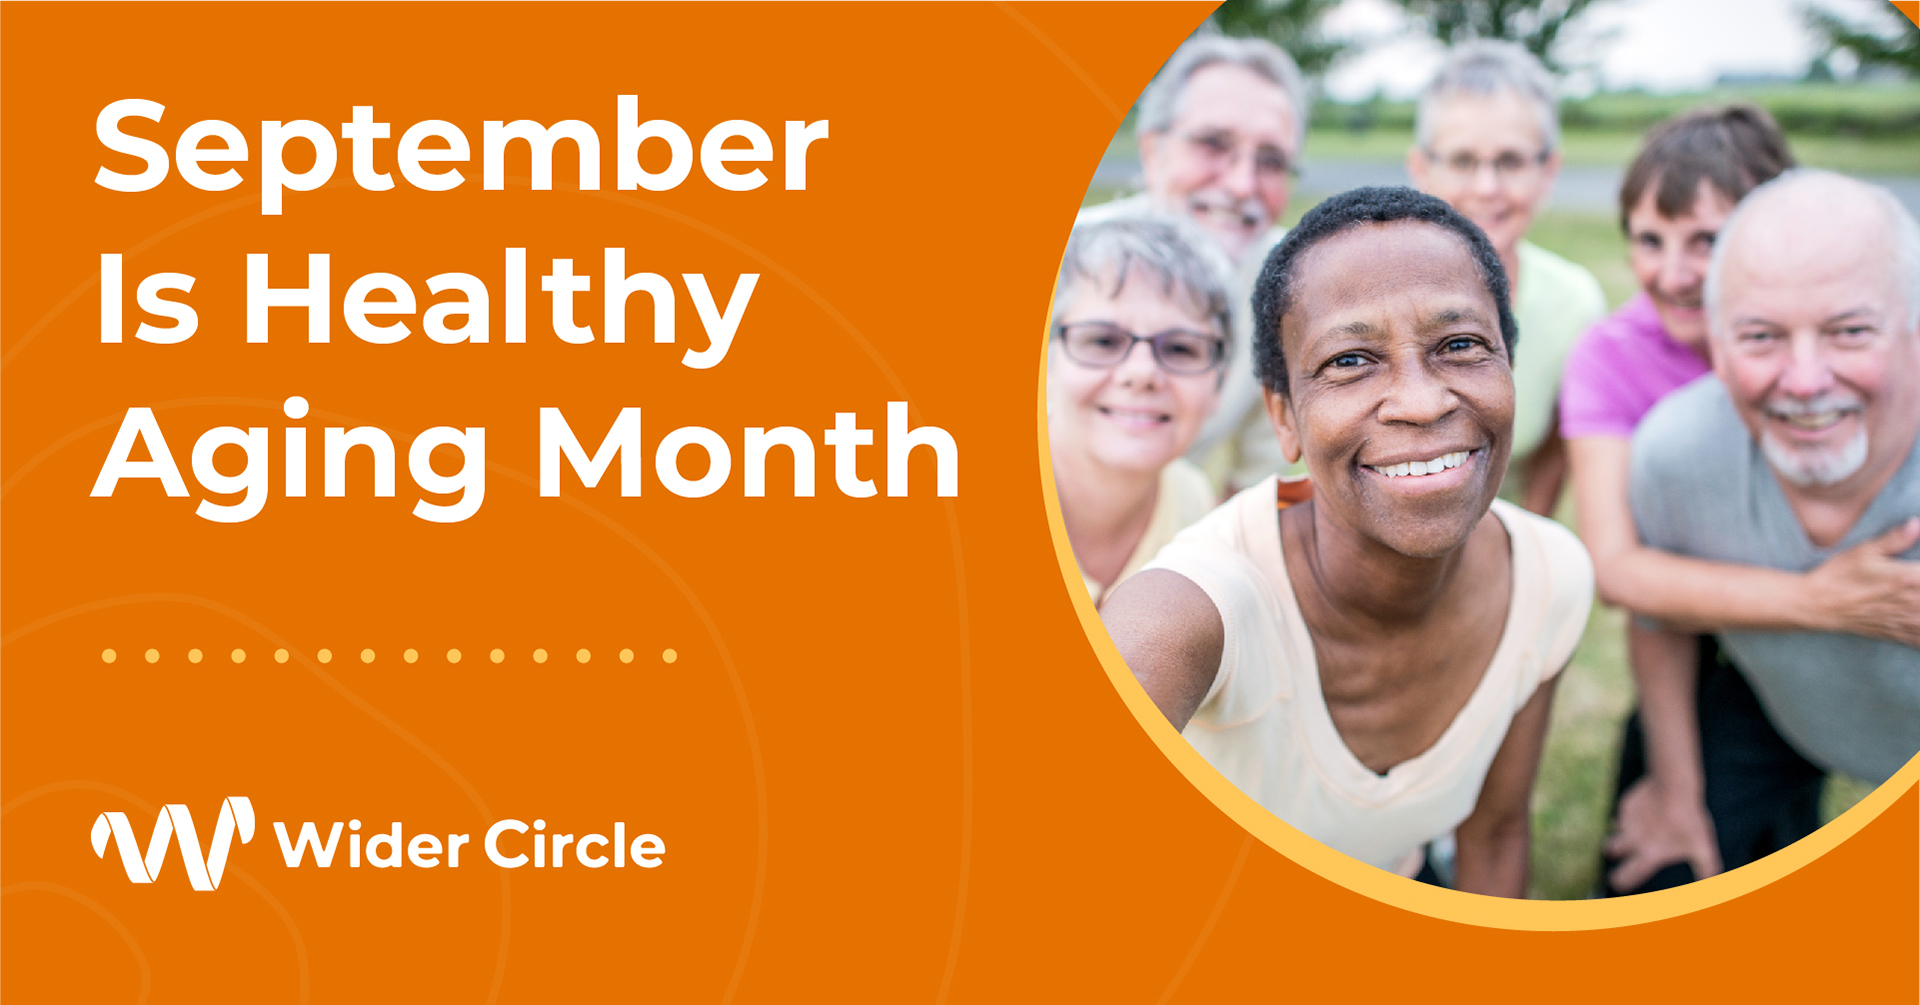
[101,647,680,665]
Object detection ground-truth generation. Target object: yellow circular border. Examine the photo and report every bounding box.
[1035,332,1918,930]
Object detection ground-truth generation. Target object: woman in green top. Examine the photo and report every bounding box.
[1408,40,1609,516]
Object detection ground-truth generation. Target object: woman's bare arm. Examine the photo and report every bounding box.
[1604,624,1722,892]
[1453,674,1558,898]
[1568,436,1920,644]
[1100,569,1224,732]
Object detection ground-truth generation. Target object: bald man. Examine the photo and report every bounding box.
[1606,170,1920,893]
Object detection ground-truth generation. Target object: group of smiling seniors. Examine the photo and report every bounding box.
[1051,34,1920,898]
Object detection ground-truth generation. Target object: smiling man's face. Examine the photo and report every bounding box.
[1138,62,1297,264]
[1712,185,1920,495]
[1267,220,1514,559]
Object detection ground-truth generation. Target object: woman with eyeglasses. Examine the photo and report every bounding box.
[1102,189,1593,897]
[1048,214,1234,608]
[1407,41,1608,518]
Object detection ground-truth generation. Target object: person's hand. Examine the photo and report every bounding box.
[1806,516,1920,648]
[1605,776,1721,892]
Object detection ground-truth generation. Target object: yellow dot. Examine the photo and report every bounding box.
[231,648,246,663]
[620,649,634,663]
[447,648,462,663]
[490,648,504,663]
[274,649,289,663]
[576,648,591,663]
[661,648,678,664]
[189,648,203,664]
[404,649,418,663]
[101,648,117,663]
[318,648,332,664]
[533,648,548,664]
[144,649,159,664]
[360,649,375,663]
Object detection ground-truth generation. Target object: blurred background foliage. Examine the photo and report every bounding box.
[1806,0,1920,79]
[1386,0,1602,72]
[1210,0,1354,76]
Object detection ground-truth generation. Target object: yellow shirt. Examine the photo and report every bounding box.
[1080,458,1217,608]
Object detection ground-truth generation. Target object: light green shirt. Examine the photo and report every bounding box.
[1500,239,1608,503]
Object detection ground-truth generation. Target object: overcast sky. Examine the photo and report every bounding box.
[1318,0,1895,99]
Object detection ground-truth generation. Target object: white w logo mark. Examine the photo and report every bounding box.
[90,797,255,891]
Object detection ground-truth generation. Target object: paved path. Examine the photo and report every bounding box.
[1092,153,1920,216]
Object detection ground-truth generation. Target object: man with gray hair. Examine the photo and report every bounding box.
[1081,34,1308,494]
[1121,34,1307,262]
[1609,169,1920,891]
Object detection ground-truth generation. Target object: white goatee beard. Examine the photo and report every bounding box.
[1762,428,1869,487]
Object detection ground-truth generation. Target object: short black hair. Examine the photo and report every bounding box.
[1251,186,1517,397]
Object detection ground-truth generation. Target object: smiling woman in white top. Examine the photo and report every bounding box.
[1049,215,1235,607]
[1102,188,1593,897]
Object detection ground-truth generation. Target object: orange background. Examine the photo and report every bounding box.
[2,4,1913,1001]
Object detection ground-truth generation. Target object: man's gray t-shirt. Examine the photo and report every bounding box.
[1631,376,1920,784]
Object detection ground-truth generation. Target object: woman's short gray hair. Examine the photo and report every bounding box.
[1135,36,1308,149]
[1052,213,1235,348]
[1415,40,1560,153]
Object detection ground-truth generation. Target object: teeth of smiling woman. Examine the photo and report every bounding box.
[1372,451,1468,478]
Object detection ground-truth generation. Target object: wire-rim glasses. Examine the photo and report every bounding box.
[1425,147,1550,182]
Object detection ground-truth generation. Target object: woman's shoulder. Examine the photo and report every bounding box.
[1572,293,1668,354]
[1488,500,1596,674]
[1159,457,1220,526]
[1145,478,1301,645]
[1561,296,1660,395]
[1489,501,1593,589]
[1518,241,1607,311]
[1142,476,1300,723]
[1150,476,1272,582]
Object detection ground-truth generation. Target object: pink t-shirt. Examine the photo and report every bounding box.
[1559,293,1713,440]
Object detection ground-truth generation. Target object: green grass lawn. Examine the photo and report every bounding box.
[1530,601,1632,899]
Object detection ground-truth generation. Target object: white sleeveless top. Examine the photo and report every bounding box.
[1142,477,1593,873]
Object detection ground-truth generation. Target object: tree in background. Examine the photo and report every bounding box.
[1806,0,1920,79]
[1207,0,1352,78]
[1388,0,1602,73]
